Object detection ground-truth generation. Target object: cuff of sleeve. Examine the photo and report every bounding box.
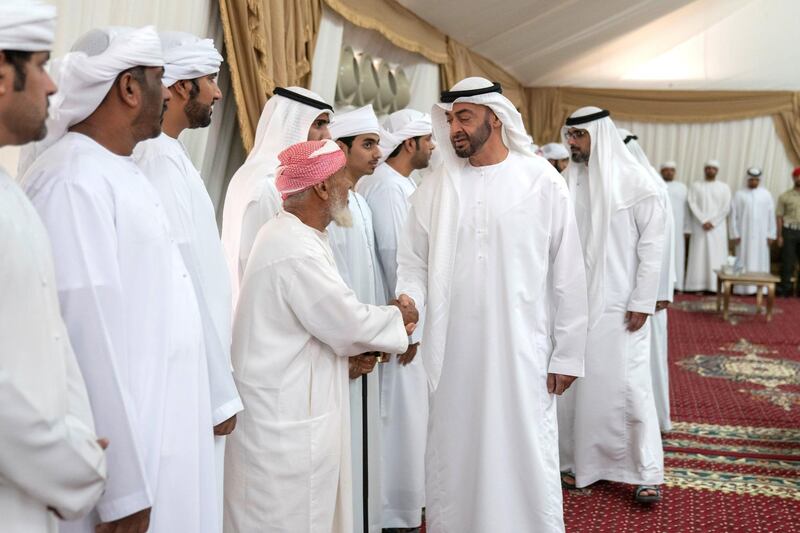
[627,302,655,315]
[96,490,152,523]
[212,397,244,426]
[547,358,584,378]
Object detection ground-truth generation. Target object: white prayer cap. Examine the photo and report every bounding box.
[18,26,164,175]
[432,77,534,172]
[704,159,720,169]
[160,31,222,87]
[746,166,762,178]
[379,109,432,160]
[541,142,569,160]
[329,105,380,140]
[660,161,676,170]
[0,1,56,52]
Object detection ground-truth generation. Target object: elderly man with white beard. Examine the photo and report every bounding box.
[0,3,107,531]
[222,87,333,305]
[223,140,417,533]
[395,77,589,533]
[557,108,666,504]
[21,26,218,533]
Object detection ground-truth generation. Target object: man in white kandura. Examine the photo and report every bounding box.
[621,129,676,433]
[396,77,589,533]
[661,161,689,291]
[221,86,332,305]
[133,31,243,527]
[0,4,107,532]
[328,104,388,533]
[729,167,777,294]
[223,140,417,533]
[558,108,665,504]
[542,141,570,173]
[356,109,435,531]
[685,160,732,292]
[21,26,217,533]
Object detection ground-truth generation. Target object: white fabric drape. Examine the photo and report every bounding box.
[310,6,440,118]
[616,116,795,201]
[0,0,243,220]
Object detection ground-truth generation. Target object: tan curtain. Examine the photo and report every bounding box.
[218,0,322,152]
[442,37,527,123]
[323,0,447,64]
[526,86,800,165]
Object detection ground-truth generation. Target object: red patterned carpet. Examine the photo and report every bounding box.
[563,293,800,533]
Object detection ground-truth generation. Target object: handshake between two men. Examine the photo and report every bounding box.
[349,294,420,379]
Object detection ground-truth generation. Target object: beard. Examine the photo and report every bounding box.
[451,115,492,158]
[330,196,353,228]
[185,97,213,128]
[133,85,166,141]
[570,148,589,163]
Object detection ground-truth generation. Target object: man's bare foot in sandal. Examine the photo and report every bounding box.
[635,485,662,503]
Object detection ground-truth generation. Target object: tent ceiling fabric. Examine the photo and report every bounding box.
[397,0,800,90]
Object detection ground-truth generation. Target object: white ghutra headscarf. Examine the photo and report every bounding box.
[18,26,164,175]
[561,107,659,326]
[160,31,222,88]
[0,0,56,52]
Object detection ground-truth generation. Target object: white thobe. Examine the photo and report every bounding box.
[220,162,281,307]
[397,153,589,533]
[327,190,387,533]
[223,211,408,533]
[134,133,243,528]
[685,180,732,292]
[0,169,106,533]
[356,164,426,528]
[666,180,689,291]
[651,187,676,434]
[729,187,777,294]
[559,171,666,488]
[22,133,217,532]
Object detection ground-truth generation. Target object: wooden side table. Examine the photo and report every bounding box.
[714,270,781,321]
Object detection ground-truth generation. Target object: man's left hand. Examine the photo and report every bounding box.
[349,354,378,379]
[625,311,649,332]
[547,373,577,395]
[214,414,237,436]
[397,343,419,366]
[655,300,670,311]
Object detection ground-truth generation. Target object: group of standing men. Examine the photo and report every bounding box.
[4,4,798,533]
[661,159,800,297]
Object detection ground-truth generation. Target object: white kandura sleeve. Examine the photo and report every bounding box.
[138,154,243,426]
[656,194,676,302]
[546,179,589,378]
[767,196,777,240]
[287,254,409,357]
[687,184,706,223]
[627,195,667,314]
[710,185,732,228]
[239,184,281,280]
[32,181,152,522]
[729,194,741,240]
[395,202,429,313]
